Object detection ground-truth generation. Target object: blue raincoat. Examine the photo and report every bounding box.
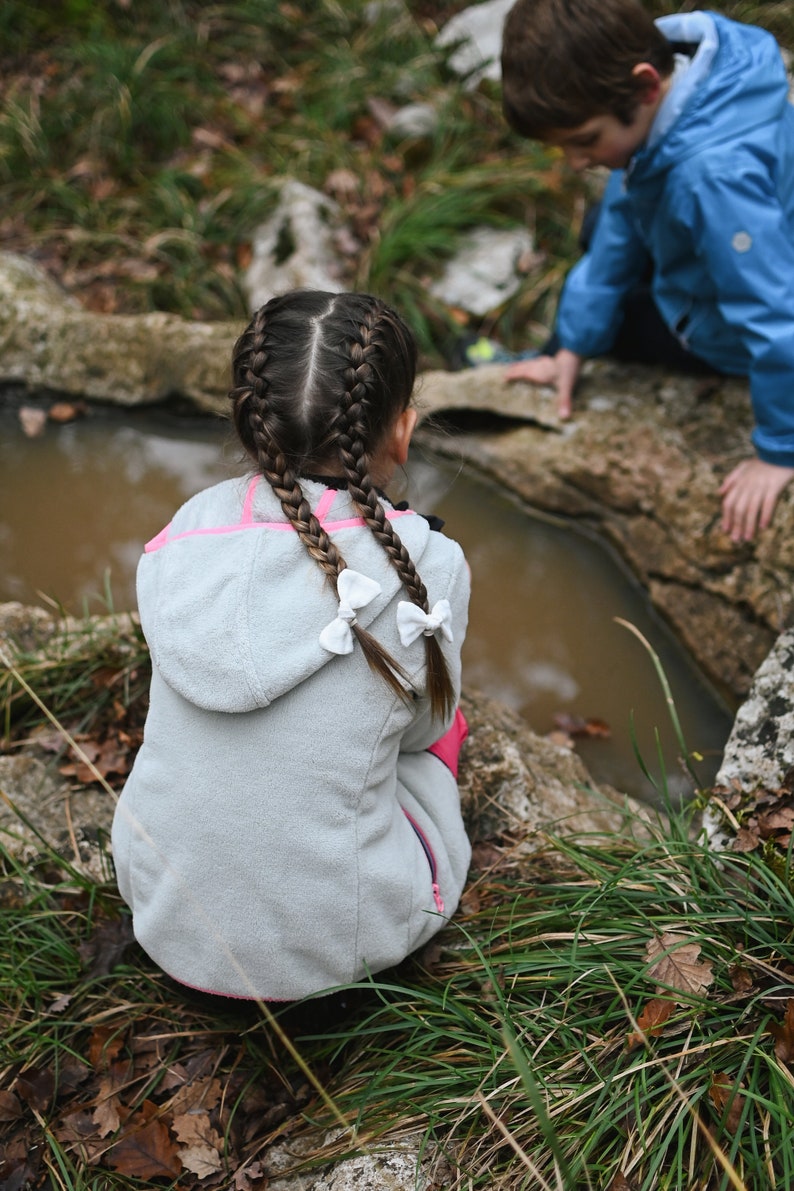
[557,12,794,467]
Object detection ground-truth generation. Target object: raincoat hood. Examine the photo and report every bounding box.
[631,12,790,185]
[137,474,439,713]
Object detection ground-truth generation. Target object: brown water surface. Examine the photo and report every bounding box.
[0,403,733,801]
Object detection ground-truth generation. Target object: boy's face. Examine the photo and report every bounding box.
[546,109,653,172]
[545,64,666,172]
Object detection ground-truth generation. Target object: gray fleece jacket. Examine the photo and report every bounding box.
[111,473,471,1000]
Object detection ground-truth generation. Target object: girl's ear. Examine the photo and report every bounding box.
[632,62,662,104]
[388,407,418,468]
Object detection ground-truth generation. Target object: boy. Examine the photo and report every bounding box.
[501,0,794,543]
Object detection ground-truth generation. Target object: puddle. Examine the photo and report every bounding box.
[0,403,733,802]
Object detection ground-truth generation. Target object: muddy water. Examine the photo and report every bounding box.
[0,404,733,801]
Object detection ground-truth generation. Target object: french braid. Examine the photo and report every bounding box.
[229,294,412,704]
[229,291,455,718]
[334,307,455,720]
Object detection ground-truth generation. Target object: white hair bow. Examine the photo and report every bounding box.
[396,599,454,647]
[319,569,382,655]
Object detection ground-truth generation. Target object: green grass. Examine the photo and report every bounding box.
[1,804,792,1188]
[2,2,791,355]
[1,604,792,1188]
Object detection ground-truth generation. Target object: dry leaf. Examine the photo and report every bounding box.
[233,1162,266,1190]
[552,712,611,739]
[92,1067,129,1137]
[87,1025,125,1069]
[15,1067,55,1111]
[757,806,794,836]
[768,998,794,1065]
[0,1090,23,1121]
[47,993,73,1014]
[179,1142,224,1178]
[708,1071,745,1133]
[173,1110,223,1176]
[48,401,86,423]
[731,827,760,853]
[645,933,714,1002]
[169,1075,222,1116]
[729,964,754,994]
[92,1092,123,1138]
[627,997,674,1049]
[106,1111,182,1178]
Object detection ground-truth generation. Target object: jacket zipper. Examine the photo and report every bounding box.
[402,809,444,913]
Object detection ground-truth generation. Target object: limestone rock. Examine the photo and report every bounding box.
[0,754,115,882]
[1,249,793,697]
[428,226,535,316]
[243,181,346,312]
[436,0,514,89]
[0,252,236,411]
[716,626,794,790]
[458,689,644,845]
[416,360,792,695]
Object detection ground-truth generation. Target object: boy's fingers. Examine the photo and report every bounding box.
[555,350,581,421]
[504,356,558,384]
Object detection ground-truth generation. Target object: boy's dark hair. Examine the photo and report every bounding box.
[228,290,455,720]
[501,0,675,138]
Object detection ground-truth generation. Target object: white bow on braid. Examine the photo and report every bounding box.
[396,599,454,647]
[319,569,382,655]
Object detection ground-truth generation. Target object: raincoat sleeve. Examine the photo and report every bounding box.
[681,155,794,468]
[556,169,651,358]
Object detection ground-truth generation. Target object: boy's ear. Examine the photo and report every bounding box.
[388,407,418,467]
[632,62,662,104]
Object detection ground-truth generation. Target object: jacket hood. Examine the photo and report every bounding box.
[136,475,437,713]
[631,12,790,182]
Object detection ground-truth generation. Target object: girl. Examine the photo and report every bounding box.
[112,291,471,1001]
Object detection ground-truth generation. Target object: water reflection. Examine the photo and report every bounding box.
[0,404,732,800]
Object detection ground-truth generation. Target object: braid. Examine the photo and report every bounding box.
[335,309,455,721]
[230,295,412,705]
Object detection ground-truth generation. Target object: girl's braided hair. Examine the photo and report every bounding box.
[228,290,455,719]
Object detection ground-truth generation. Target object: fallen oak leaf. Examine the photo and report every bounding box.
[757,805,794,836]
[172,1110,223,1177]
[106,1108,181,1178]
[169,1075,222,1116]
[626,996,675,1050]
[768,998,794,1065]
[92,1067,132,1138]
[0,1090,23,1121]
[178,1142,224,1178]
[46,993,73,1014]
[80,916,135,979]
[607,1174,637,1191]
[87,1025,126,1070]
[645,932,714,1003]
[708,1071,745,1133]
[15,1067,55,1112]
[729,964,755,995]
[233,1162,266,1191]
[731,827,761,853]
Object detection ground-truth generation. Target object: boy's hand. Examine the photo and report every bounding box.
[505,349,582,420]
[719,458,794,542]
